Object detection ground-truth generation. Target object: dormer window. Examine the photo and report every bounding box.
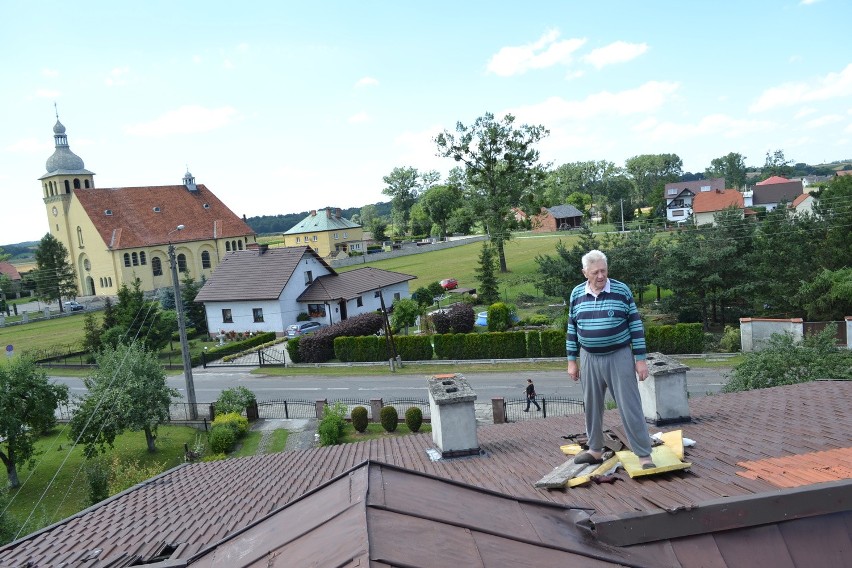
[203,203,210,209]
[104,209,113,216]
[153,207,161,213]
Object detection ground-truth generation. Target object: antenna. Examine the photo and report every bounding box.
[54,102,59,120]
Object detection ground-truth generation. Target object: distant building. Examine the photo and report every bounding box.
[38,117,255,297]
[531,205,583,232]
[663,178,725,224]
[282,208,364,258]
[692,188,744,226]
[749,177,804,212]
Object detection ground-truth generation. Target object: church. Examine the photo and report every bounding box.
[39,117,256,297]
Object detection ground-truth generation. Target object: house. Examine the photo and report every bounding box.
[691,188,744,226]
[282,208,364,258]
[663,177,725,224]
[531,204,583,232]
[791,192,816,215]
[2,380,850,567]
[0,262,21,282]
[194,245,414,334]
[38,117,255,297]
[749,177,804,212]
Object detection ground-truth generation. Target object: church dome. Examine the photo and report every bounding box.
[53,120,66,134]
[45,147,85,172]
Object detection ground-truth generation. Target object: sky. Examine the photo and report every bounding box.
[2,0,851,245]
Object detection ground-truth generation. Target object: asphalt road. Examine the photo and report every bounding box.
[52,365,731,405]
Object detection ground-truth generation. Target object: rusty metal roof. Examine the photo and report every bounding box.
[2,380,851,567]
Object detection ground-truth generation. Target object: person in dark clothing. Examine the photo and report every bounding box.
[524,378,541,412]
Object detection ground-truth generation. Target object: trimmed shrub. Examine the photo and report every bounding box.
[540,329,567,357]
[318,402,347,446]
[209,425,237,454]
[527,331,542,357]
[432,302,475,334]
[335,335,387,363]
[396,335,434,361]
[286,336,302,363]
[212,412,249,437]
[433,333,466,359]
[215,386,256,415]
[405,407,423,432]
[351,406,369,433]
[380,405,399,432]
[487,302,512,332]
[193,331,276,366]
[645,323,704,354]
[525,314,551,326]
[720,325,741,353]
[300,312,384,363]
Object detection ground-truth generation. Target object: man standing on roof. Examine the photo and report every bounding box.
[566,249,655,469]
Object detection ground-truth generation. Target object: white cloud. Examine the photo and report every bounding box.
[583,41,648,69]
[750,63,852,112]
[507,81,679,125]
[347,111,370,124]
[636,113,776,141]
[800,0,821,5]
[236,43,250,53]
[192,55,203,64]
[805,114,845,128]
[35,89,61,98]
[105,66,130,87]
[223,58,234,69]
[794,107,817,119]
[125,105,239,136]
[41,68,59,77]
[486,30,586,76]
[356,76,379,87]
[4,138,52,153]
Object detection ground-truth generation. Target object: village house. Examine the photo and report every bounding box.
[663,177,725,225]
[531,204,584,232]
[281,207,364,258]
[747,176,805,211]
[38,117,255,297]
[691,188,745,226]
[194,244,414,334]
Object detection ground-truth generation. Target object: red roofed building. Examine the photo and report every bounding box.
[37,117,255,297]
[0,261,21,282]
[756,175,790,185]
[691,188,744,226]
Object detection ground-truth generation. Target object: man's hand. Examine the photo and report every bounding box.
[635,359,649,381]
[567,360,580,382]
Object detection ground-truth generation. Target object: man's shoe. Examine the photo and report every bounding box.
[574,451,603,465]
[523,409,529,412]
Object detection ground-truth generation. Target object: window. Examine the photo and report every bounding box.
[84,180,90,188]
[132,252,139,266]
[64,180,70,193]
[667,188,678,195]
[701,186,712,192]
[123,253,131,267]
[105,209,112,216]
[108,277,112,287]
[177,253,187,273]
[226,241,231,252]
[152,257,163,276]
[222,309,233,323]
[394,292,401,301]
[312,235,318,242]
[304,270,313,285]
[237,241,243,250]
[356,296,363,307]
[672,210,685,217]
[296,237,300,243]
[153,206,161,213]
[334,233,339,240]
[77,226,84,246]
[308,304,326,317]
[252,308,264,322]
[99,277,104,287]
[343,232,348,238]
[139,251,147,265]
[73,178,81,189]
[83,259,91,271]
[201,251,211,269]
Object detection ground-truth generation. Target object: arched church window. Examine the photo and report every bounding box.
[201,251,211,269]
[73,178,81,189]
[77,227,84,246]
[124,253,131,267]
[132,252,139,266]
[139,251,147,265]
[152,257,163,276]
[237,241,243,250]
[64,180,70,193]
[84,180,90,188]
[226,241,231,252]
[177,254,187,273]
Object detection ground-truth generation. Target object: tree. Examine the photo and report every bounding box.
[705,152,747,189]
[390,298,420,334]
[534,226,601,300]
[180,272,208,334]
[70,343,178,457]
[33,233,77,311]
[813,174,852,270]
[796,268,852,321]
[541,160,619,217]
[0,356,69,487]
[82,312,102,355]
[382,166,437,237]
[602,228,656,304]
[435,112,549,272]
[475,243,500,305]
[420,184,462,239]
[0,247,9,263]
[762,149,794,179]
[408,202,432,236]
[624,153,683,209]
[111,278,174,351]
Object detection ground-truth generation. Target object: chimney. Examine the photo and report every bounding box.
[427,373,480,458]
[258,244,269,254]
[326,208,332,218]
[335,208,342,219]
[639,353,691,425]
[310,210,317,216]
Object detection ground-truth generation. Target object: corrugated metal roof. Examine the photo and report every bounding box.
[283,208,361,235]
[2,380,850,567]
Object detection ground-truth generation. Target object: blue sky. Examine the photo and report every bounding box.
[2,0,851,245]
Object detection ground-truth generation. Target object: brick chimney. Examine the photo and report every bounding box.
[258,244,269,255]
[427,373,480,458]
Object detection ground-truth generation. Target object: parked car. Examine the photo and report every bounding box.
[63,300,85,312]
[286,321,323,338]
[440,278,458,290]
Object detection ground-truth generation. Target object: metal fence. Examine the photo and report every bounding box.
[504,396,585,422]
[384,398,431,419]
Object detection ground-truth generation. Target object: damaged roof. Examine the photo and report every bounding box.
[1,381,850,567]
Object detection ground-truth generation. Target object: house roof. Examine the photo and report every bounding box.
[756,175,790,185]
[664,177,725,195]
[0,261,21,281]
[544,204,583,219]
[195,246,334,302]
[2,380,851,567]
[691,188,743,213]
[297,266,416,303]
[283,208,361,235]
[791,193,813,208]
[752,180,804,205]
[72,184,255,250]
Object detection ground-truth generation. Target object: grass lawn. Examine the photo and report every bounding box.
[0,311,97,355]
[341,422,431,443]
[6,425,199,537]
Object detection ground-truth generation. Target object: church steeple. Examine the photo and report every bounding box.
[39,112,95,197]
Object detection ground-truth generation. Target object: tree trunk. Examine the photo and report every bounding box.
[144,426,156,453]
[1,453,19,488]
[495,238,508,273]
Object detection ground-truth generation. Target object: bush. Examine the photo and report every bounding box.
[351,406,369,432]
[396,335,434,361]
[525,314,551,326]
[487,302,512,332]
[296,312,310,321]
[286,336,302,363]
[215,386,256,415]
[212,412,249,437]
[404,407,423,432]
[527,331,542,358]
[380,405,399,432]
[720,325,741,353]
[318,401,348,446]
[540,329,567,357]
[209,425,237,454]
[85,457,110,506]
[645,323,704,354]
[300,312,384,363]
[108,455,166,496]
[431,302,475,334]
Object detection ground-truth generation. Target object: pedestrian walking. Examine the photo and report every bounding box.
[524,378,541,412]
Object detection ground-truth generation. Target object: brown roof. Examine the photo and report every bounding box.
[791,193,812,207]
[752,180,803,206]
[195,246,333,302]
[297,266,416,302]
[72,184,254,250]
[664,177,725,196]
[2,381,851,567]
[691,188,743,213]
[756,175,790,185]
[0,261,21,281]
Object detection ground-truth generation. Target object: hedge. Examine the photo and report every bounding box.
[645,323,704,354]
[540,330,567,357]
[193,331,276,366]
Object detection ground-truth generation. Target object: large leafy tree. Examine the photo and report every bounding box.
[534,226,601,300]
[33,233,77,310]
[180,272,208,334]
[381,167,438,237]
[70,343,178,457]
[542,160,619,217]
[796,268,852,321]
[624,153,683,209]
[109,278,174,351]
[762,149,794,179]
[705,152,748,189]
[435,112,549,272]
[813,174,852,270]
[420,183,462,239]
[0,356,69,487]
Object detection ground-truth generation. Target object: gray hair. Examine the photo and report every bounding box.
[581,249,608,270]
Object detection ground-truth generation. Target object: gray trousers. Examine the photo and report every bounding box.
[580,346,652,457]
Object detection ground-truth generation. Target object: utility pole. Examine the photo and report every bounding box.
[620,199,625,232]
[168,225,198,420]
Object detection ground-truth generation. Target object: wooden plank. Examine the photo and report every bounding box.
[567,456,620,488]
[535,458,600,489]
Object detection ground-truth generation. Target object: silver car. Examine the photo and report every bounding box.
[286,321,323,337]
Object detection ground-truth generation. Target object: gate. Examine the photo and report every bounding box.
[256,399,316,419]
[803,321,847,346]
[202,346,288,368]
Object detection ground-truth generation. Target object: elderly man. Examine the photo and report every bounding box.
[566,249,655,469]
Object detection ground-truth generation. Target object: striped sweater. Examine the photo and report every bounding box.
[565,278,647,361]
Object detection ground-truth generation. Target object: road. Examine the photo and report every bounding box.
[51,365,731,404]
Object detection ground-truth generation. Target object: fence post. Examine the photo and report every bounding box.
[284,400,289,419]
[201,351,207,369]
[315,399,327,420]
[259,349,264,367]
[542,398,547,418]
[491,397,506,424]
[370,398,383,423]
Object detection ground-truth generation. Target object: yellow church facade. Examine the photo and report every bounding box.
[40,118,256,297]
[281,207,364,258]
